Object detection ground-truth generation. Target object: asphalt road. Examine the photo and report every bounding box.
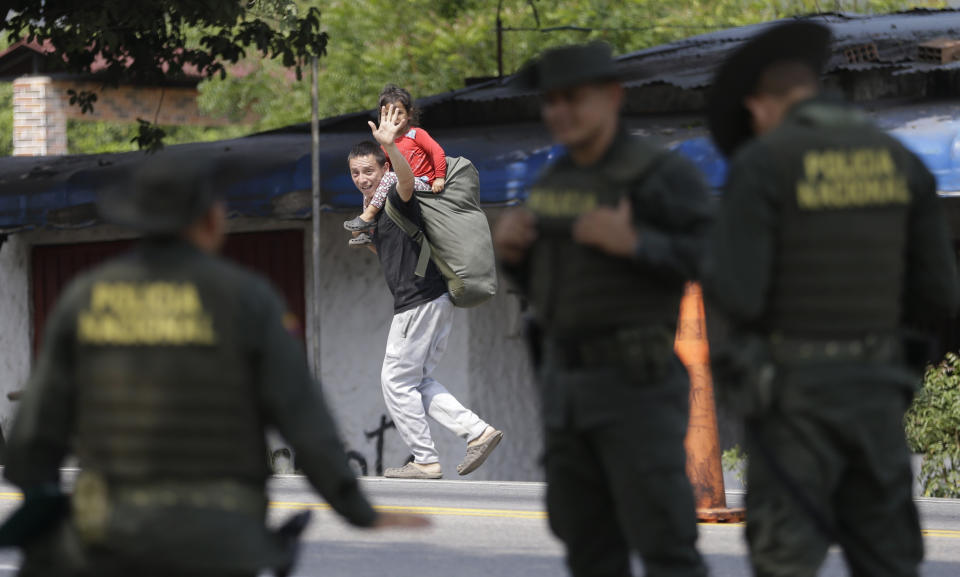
[0,475,958,576]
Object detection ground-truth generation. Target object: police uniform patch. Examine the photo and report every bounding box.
[796,148,910,210]
[526,187,599,218]
[78,282,217,346]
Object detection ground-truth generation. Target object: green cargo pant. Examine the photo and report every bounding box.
[744,375,923,577]
[541,358,706,577]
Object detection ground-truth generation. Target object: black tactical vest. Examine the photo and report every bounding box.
[763,101,915,338]
[525,132,684,337]
[71,242,270,484]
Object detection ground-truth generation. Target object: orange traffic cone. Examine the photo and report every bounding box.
[674,283,745,523]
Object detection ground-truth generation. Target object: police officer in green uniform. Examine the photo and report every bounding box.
[493,42,711,577]
[703,21,960,577]
[3,154,427,577]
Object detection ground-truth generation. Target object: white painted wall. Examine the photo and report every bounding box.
[0,214,543,481]
[308,211,542,481]
[0,234,31,439]
[466,281,543,481]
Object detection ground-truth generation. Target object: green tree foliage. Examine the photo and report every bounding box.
[3,1,943,153]
[65,121,249,155]
[721,444,748,488]
[5,0,327,84]
[198,0,944,133]
[0,36,10,156]
[905,353,960,498]
[0,84,12,157]
[4,0,328,149]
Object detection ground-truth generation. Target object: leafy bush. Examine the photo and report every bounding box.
[905,353,960,498]
[0,83,12,156]
[66,120,249,155]
[721,444,748,488]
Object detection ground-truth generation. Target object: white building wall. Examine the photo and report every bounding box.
[0,214,544,480]
[307,212,542,481]
[0,235,31,438]
[466,283,543,481]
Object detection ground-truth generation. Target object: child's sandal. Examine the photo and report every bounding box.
[343,216,376,232]
[349,233,373,247]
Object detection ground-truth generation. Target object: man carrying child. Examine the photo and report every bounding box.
[347,104,502,479]
[344,85,446,245]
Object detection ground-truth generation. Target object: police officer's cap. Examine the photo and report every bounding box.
[98,152,222,235]
[512,42,623,92]
[707,21,832,157]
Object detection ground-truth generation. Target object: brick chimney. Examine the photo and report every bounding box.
[12,76,67,156]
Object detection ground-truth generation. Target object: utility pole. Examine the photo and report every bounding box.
[310,56,322,383]
[497,0,504,78]
[496,0,540,78]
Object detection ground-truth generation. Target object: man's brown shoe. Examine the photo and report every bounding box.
[457,429,503,476]
[384,462,443,480]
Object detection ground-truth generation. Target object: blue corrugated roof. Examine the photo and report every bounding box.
[667,106,960,194]
[1,110,957,231]
[892,120,960,194]
[0,126,559,229]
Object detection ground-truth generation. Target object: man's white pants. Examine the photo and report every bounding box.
[381,293,488,464]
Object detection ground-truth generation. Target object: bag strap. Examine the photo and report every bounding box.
[384,197,433,278]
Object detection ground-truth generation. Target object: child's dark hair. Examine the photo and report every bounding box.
[379,84,420,127]
[348,141,387,167]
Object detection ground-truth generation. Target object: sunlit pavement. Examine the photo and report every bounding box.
[0,475,958,576]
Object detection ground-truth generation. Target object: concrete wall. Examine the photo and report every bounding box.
[0,214,544,481]
[466,284,543,481]
[0,235,31,437]
[0,211,749,484]
[307,211,542,481]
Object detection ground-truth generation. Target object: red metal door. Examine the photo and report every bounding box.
[31,229,306,352]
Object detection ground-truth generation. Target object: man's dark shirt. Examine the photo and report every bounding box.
[374,184,447,313]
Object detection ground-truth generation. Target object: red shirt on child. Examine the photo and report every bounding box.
[386,128,446,183]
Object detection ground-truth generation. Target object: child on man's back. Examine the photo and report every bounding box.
[343,84,447,238]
